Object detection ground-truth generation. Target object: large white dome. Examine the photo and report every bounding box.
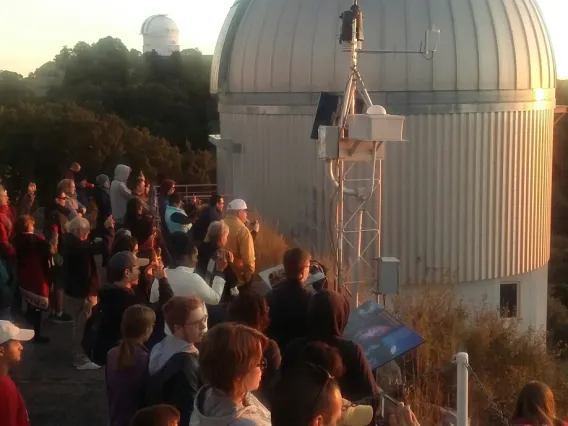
[212,0,556,95]
[141,14,180,56]
[209,0,557,332]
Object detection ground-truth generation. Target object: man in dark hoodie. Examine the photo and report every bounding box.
[90,251,173,367]
[94,174,112,239]
[265,248,313,352]
[283,289,378,402]
[75,172,94,209]
[191,194,224,243]
[62,215,114,370]
[146,296,207,426]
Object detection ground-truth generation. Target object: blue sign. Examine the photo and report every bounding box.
[343,301,425,370]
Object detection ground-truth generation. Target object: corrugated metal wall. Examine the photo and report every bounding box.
[219,108,554,285]
[220,113,331,254]
[383,109,554,284]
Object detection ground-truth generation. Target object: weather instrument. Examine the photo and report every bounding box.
[316,0,440,306]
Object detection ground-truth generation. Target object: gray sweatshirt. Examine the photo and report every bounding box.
[110,164,132,223]
[190,385,271,426]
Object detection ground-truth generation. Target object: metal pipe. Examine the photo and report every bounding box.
[337,160,345,291]
[352,209,364,308]
[377,156,383,305]
[454,352,469,426]
[328,160,357,196]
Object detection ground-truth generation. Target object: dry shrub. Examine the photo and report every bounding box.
[251,212,335,283]
[393,285,568,426]
[251,213,290,272]
[253,221,568,425]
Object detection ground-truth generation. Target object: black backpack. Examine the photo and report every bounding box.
[81,303,103,361]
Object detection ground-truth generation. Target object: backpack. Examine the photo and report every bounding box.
[81,302,103,361]
[0,259,16,310]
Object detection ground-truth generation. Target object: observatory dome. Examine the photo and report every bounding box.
[212,0,555,96]
[141,14,180,56]
[210,0,556,332]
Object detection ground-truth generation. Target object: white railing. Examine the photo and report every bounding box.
[377,352,473,426]
[153,183,218,226]
[455,352,469,426]
[169,183,218,202]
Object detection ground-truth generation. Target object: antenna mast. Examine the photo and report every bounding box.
[317,0,439,306]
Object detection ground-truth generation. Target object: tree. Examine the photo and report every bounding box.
[42,38,216,151]
[0,71,36,105]
[0,102,200,203]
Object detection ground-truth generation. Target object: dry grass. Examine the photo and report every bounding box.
[251,211,335,276]
[394,286,568,426]
[254,220,568,426]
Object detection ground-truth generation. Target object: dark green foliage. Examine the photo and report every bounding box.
[0,36,217,200]
[43,38,216,151]
[0,102,186,204]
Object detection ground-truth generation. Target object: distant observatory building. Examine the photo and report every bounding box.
[210,0,556,331]
[141,14,180,56]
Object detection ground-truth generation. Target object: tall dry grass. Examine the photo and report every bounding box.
[390,286,568,426]
[251,211,334,275]
[254,220,568,426]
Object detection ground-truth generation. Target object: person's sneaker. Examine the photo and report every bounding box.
[75,360,101,371]
[50,313,73,324]
[32,335,50,344]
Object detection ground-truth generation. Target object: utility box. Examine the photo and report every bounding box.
[374,257,400,295]
[318,125,341,159]
[347,113,405,142]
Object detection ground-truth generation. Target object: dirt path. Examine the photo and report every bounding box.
[11,317,108,426]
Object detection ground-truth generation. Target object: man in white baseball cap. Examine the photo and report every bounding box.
[224,199,257,288]
[0,320,33,426]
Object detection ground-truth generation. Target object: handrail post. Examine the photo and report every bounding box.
[454,352,469,426]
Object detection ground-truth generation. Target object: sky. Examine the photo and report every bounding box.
[0,0,566,79]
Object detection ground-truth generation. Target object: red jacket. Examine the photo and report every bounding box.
[14,232,53,310]
[0,205,15,258]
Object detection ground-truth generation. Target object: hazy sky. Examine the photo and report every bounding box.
[0,0,566,79]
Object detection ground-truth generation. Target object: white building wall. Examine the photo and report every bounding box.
[142,34,180,56]
[217,106,554,332]
[457,265,548,332]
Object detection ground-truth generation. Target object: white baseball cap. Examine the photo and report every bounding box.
[338,400,374,426]
[0,321,34,345]
[226,199,248,211]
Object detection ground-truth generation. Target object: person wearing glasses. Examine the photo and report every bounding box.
[191,322,271,426]
[146,296,207,426]
[229,291,281,406]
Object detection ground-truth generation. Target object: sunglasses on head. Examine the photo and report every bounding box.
[300,362,335,419]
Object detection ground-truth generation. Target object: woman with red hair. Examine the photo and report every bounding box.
[511,381,567,426]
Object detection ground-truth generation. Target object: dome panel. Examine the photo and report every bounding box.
[141,15,179,36]
[212,0,556,94]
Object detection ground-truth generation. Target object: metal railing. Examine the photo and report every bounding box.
[375,353,508,426]
[152,183,217,227]
[168,183,218,202]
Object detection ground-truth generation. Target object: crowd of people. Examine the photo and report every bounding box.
[0,162,565,426]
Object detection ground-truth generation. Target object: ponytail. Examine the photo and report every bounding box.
[116,339,137,370]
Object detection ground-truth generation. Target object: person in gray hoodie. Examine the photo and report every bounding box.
[190,323,271,426]
[110,164,132,226]
[146,296,207,426]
